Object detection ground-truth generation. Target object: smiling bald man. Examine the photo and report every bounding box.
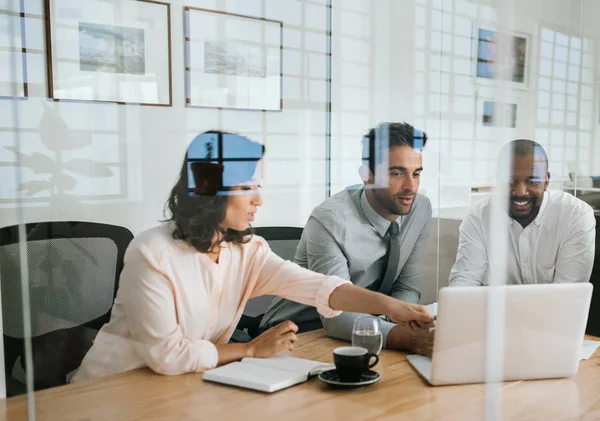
[449,139,596,287]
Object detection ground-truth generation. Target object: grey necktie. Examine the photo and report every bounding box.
[378,221,400,296]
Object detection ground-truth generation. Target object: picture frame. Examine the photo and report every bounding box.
[45,0,172,106]
[475,97,519,139]
[0,0,29,99]
[184,7,283,111]
[480,99,517,128]
[472,22,531,89]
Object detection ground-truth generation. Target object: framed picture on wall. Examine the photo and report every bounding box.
[476,98,518,130]
[472,23,530,88]
[0,0,28,98]
[184,7,282,111]
[45,0,172,105]
[481,100,517,127]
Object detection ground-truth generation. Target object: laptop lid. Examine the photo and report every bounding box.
[430,283,593,386]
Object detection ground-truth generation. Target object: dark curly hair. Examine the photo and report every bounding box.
[164,131,265,253]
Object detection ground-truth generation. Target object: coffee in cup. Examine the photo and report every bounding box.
[333,346,379,382]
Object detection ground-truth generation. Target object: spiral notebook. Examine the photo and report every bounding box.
[202,354,335,393]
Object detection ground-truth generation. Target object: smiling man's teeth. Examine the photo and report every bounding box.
[513,200,528,206]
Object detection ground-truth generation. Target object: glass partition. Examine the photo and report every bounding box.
[1,0,597,419]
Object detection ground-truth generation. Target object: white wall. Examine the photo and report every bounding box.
[1,0,331,234]
[3,0,597,231]
[326,0,598,301]
[330,0,599,219]
[582,0,600,177]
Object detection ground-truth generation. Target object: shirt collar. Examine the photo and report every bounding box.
[509,190,549,227]
[531,190,549,226]
[359,188,403,238]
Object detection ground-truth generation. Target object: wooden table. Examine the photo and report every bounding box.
[1,330,599,421]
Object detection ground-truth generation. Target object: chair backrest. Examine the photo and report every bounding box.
[254,226,304,260]
[0,221,133,395]
[242,227,303,317]
[587,214,600,336]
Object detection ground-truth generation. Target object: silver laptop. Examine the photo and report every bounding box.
[407,283,593,386]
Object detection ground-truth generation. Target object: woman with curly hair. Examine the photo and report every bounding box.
[73,131,433,381]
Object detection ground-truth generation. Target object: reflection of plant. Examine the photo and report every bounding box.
[4,102,114,197]
[204,141,214,161]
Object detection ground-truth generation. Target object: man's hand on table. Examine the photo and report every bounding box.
[387,320,435,357]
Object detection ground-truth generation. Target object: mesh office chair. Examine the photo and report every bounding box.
[0,221,133,396]
[234,227,304,340]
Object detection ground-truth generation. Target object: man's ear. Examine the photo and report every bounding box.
[544,171,551,190]
[358,165,373,185]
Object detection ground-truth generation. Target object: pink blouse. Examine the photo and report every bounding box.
[73,223,349,382]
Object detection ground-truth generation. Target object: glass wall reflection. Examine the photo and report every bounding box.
[1,0,598,419]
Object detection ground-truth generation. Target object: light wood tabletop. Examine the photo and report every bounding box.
[1,330,599,421]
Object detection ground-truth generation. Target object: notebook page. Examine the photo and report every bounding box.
[241,354,334,376]
[202,361,307,393]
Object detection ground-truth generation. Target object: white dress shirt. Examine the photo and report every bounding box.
[449,190,596,286]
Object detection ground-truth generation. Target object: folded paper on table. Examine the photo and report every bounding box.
[425,302,438,318]
[581,340,600,360]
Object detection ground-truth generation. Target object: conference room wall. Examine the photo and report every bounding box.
[3,1,595,308]
[1,0,332,235]
[4,0,594,236]
[581,1,600,178]
[328,0,598,304]
[330,0,596,220]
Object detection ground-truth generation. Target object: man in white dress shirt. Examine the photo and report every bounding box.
[449,139,596,286]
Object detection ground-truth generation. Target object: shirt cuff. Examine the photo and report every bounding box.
[194,340,219,372]
[379,319,397,348]
[315,277,351,318]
